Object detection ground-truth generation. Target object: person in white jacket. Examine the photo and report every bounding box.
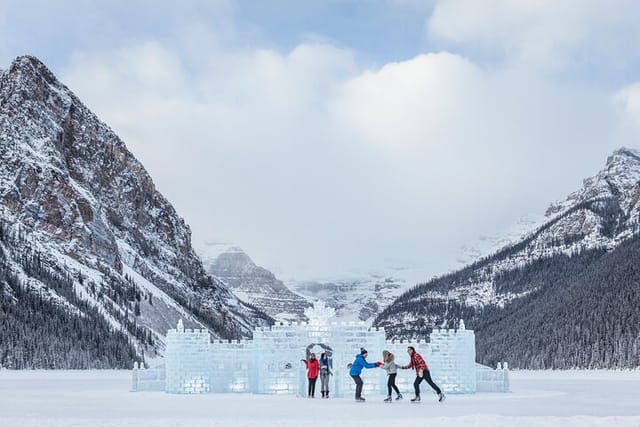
[381,350,402,402]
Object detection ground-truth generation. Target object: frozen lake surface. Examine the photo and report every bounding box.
[0,369,639,426]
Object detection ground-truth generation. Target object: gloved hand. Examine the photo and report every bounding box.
[376,361,383,367]
[301,359,306,363]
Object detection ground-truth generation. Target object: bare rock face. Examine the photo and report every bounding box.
[0,56,271,362]
[201,244,311,322]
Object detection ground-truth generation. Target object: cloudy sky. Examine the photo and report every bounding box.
[2,0,640,280]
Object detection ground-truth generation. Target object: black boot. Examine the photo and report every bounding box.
[321,391,325,398]
[326,391,329,399]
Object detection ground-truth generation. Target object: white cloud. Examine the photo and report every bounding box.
[58,4,640,281]
[428,0,640,69]
[613,83,640,137]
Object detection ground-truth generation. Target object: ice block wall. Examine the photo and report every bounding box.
[210,339,253,393]
[476,362,510,392]
[427,324,476,393]
[131,362,165,391]
[252,323,306,395]
[165,320,212,394]
[329,322,386,397]
[150,304,499,396]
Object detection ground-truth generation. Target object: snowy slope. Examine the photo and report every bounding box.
[0,56,271,365]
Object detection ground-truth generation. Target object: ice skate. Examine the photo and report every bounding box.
[411,395,421,403]
[384,395,392,402]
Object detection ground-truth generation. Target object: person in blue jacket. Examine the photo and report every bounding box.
[349,347,381,402]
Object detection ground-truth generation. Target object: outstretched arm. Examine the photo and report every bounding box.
[364,360,377,369]
[400,359,413,370]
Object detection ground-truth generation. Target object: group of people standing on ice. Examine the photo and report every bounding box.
[302,346,445,403]
[301,353,332,398]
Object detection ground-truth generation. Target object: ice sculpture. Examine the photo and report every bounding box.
[132,303,508,395]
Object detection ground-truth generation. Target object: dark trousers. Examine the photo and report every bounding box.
[414,370,441,396]
[308,377,317,397]
[387,373,400,396]
[351,375,363,399]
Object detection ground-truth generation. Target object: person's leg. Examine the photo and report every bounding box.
[390,373,400,394]
[308,378,312,397]
[413,375,423,396]
[321,374,329,392]
[325,374,330,398]
[387,375,393,396]
[423,370,442,395]
[353,375,363,399]
[311,377,317,397]
[351,375,357,398]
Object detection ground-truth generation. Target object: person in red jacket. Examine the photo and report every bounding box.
[302,353,320,398]
[401,346,445,403]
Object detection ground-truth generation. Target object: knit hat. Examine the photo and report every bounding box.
[360,347,368,355]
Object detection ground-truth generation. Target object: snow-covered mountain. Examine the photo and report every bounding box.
[455,214,544,267]
[197,241,419,323]
[374,147,640,368]
[391,148,640,311]
[0,56,271,367]
[198,243,310,322]
[289,264,429,322]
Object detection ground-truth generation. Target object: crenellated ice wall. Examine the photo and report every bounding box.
[132,303,508,396]
[165,320,212,394]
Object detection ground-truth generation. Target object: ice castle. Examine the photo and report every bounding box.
[132,302,509,396]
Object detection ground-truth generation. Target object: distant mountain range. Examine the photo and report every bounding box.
[289,270,413,322]
[0,56,271,369]
[374,148,640,368]
[198,242,428,323]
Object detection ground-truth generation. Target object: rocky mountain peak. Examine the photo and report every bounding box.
[546,146,640,218]
[202,246,311,322]
[8,55,59,85]
[1,55,271,364]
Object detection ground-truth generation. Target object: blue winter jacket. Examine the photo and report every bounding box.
[349,354,377,376]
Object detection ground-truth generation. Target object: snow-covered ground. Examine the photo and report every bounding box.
[0,370,639,426]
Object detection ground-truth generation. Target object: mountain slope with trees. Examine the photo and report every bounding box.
[375,148,640,368]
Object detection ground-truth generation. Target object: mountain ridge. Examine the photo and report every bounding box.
[374,147,640,368]
[0,55,271,368]
[200,243,311,322]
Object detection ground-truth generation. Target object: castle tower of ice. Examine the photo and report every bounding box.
[149,307,503,396]
[304,300,335,325]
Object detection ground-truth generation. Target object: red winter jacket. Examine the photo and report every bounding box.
[304,359,319,378]
[402,351,429,374]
